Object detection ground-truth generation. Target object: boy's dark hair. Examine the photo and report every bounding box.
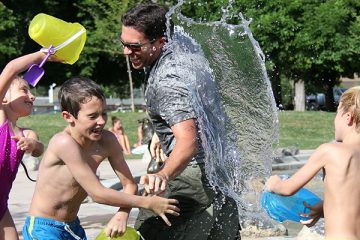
[58,76,106,118]
[121,3,172,41]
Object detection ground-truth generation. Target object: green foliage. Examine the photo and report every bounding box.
[0,3,22,61]
[232,0,359,110]
[0,0,359,108]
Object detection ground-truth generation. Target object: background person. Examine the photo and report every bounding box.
[108,116,131,155]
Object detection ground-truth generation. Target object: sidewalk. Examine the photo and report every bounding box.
[9,159,147,239]
[9,151,316,240]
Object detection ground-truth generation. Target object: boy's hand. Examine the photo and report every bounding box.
[265,175,282,192]
[105,211,128,237]
[12,136,37,153]
[148,195,180,226]
[300,201,324,227]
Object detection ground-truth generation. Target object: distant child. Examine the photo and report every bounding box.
[0,52,47,240]
[266,86,360,240]
[23,77,179,240]
[108,116,131,155]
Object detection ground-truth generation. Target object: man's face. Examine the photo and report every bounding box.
[120,26,164,69]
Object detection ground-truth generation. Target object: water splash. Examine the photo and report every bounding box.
[166,0,280,232]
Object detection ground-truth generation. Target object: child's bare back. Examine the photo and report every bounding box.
[322,143,360,239]
[266,86,360,240]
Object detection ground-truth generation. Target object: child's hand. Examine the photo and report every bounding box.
[265,175,282,192]
[148,195,180,226]
[39,47,63,63]
[300,200,324,227]
[105,211,128,238]
[12,136,37,153]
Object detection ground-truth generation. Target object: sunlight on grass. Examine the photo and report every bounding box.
[279,111,335,149]
[18,111,336,160]
[18,111,147,160]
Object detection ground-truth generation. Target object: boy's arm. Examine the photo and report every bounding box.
[53,133,143,208]
[0,52,45,103]
[267,143,329,195]
[12,129,44,157]
[105,132,138,237]
[53,133,179,226]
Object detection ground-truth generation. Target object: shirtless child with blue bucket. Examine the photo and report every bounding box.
[266,86,360,240]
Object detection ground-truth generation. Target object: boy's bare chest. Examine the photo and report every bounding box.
[81,144,107,170]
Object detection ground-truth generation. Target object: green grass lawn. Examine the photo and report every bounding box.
[18,111,147,160]
[279,111,335,149]
[17,110,336,159]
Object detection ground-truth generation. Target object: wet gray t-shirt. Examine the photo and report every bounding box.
[144,39,204,163]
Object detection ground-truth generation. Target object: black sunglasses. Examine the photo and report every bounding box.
[120,39,156,52]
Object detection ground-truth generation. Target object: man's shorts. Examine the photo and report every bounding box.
[22,216,87,240]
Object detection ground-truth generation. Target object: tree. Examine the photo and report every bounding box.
[0,0,141,97]
[293,0,360,111]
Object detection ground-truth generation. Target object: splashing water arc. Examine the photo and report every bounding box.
[167,0,279,225]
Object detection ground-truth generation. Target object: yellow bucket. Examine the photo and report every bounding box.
[28,13,86,64]
[95,227,141,240]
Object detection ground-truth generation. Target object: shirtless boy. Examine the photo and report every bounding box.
[23,77,179,240]
[266,86,360,240]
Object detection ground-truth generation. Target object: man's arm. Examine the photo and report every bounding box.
[141,119,198,194]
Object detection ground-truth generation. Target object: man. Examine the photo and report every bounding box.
[121,3,240,240]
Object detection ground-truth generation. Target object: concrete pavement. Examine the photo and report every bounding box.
[9,158,148,239]
[9,150,317,239]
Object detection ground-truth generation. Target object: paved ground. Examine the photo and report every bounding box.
[9,150,318,240]
[10,158,148,239]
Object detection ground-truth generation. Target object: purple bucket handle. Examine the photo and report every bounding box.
[23,45,56,87]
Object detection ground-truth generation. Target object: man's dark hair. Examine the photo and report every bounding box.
[58,76,106,118]
[121,3,171,41]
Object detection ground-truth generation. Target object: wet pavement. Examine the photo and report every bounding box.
[9,150,323,239]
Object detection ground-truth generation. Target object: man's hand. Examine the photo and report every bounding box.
[300,201,324,227]
[12,136,37,153]
[105,211,129,238]
[140,173,168,195]
[149,133,167,163]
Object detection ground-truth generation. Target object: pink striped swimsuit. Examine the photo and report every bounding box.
[0,120,24,219]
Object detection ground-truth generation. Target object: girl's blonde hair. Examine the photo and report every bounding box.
[340,86,360,130]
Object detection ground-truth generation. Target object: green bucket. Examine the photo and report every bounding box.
[95,227,141,240]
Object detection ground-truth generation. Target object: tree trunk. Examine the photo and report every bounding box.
[325,80,336,112]
[294,80,305,112]
[270,73,283,108]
